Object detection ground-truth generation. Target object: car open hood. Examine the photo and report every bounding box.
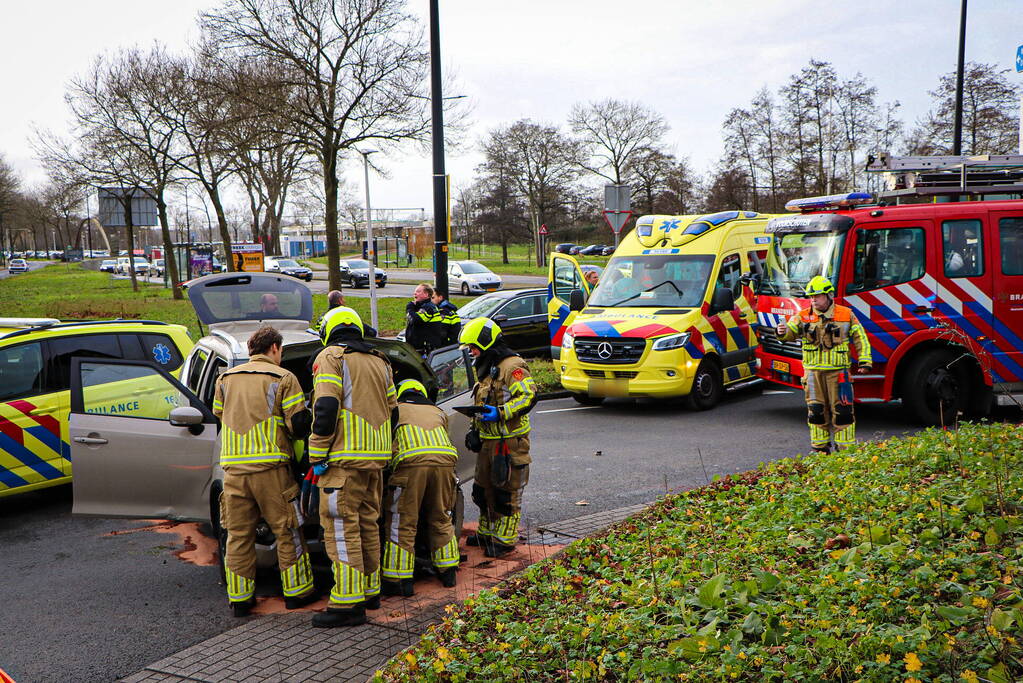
[187,272,313,328]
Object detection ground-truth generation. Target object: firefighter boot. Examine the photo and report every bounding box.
[364,595,381,610]
[232,598,256,618]
[382,579,415,597]
[438,568,457,588]
[284,591,319,610]
[312,605,367,628]
[484,541,516,558]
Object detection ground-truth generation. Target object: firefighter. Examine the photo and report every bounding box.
[213,325,316,617]
[432,291,462,346]
[775,276,872,453]
[459,317,537,557]
[405,283,443,355]
[381,379,460,596]
[309,306,398,628]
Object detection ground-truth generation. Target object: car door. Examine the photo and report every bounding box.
[493,294,540,354]
[448,264,462,291]
[426,345,477,484]
[709,251,756,380]
[69,358,217,521]
[547,253,592,358]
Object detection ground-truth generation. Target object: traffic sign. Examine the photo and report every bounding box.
[604,184,631,213]
[603,210,632,234]
[538,223,548,235]
[1017,44,1023,72]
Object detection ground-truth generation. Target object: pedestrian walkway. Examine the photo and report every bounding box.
[121,503,646,683]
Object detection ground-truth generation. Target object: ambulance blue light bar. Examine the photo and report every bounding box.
[784,192,873,212]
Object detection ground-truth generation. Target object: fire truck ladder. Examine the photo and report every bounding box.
[866,153,1023,200]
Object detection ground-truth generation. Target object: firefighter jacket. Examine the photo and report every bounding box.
[472,354,537,440]
[309,345,398,472]
[780,303,872,371]
[436,300,462,346]
[213,354,311,473]
[390,402,458,467]
[405,300,444,353]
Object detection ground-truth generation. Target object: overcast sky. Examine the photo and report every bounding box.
[1,0,1020,217]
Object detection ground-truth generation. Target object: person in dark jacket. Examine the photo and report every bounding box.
[404,283,444,354]
[432,291,461,346]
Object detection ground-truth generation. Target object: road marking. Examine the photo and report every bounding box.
[763,390,794,395]
[536,405,603,414]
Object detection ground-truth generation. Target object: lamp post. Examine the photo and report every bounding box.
[360,149,379,331]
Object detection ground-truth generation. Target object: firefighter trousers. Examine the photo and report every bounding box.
[318,468,382,607]
[221,466,314,605]
[381,463,459,581]
[472,436,530,547]
[802,369,856,449]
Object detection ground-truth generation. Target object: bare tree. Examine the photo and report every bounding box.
[750,88,781,211]
[660,157,702,215]
[201,0,434,291]
[705,164,752,211]
[569,99,668,184]
[723,107,760,210]
[0,155,20,263]
[626,146,675,215]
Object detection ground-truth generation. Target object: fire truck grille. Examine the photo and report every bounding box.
[757,327,803,359]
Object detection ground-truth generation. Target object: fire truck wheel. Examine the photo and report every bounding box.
[901,349,971,426]
[571,393,604,406]
[685,358,723,411]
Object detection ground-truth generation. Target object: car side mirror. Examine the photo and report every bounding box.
[492,314,509,323]
[710,286,735,314]
[569,288,586,312]
[170,406,204,426]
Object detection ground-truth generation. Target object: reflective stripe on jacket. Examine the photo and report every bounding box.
[391,402,458,467]
[473,355,537,439]
[782,303,872,371]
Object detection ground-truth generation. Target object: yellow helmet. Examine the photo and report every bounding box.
[458,317,501,351]
[805,276,835,297]
[320,306,364,344]
[396,379,428,400]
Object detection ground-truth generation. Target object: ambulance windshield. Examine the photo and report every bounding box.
[588,254,714,308]
[760,231,845,297]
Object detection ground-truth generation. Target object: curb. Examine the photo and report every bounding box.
[537,390,571,401]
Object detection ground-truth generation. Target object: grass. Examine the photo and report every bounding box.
[527,357,562,394]
[376,422,1023,682]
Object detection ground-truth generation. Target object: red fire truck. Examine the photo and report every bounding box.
[754,154,1023,425]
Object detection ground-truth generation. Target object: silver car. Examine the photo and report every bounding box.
[448,260,502,296]
[69,272,477,573]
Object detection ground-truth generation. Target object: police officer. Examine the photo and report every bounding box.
[405,283,443,355]
[776,276,872,453]
[309,307,397,628]
[213,325,315,617]
[381,379,460,597]
[459,317,537,557]
[432,291,462,346]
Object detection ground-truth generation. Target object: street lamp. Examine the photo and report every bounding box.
[359,149,379,332]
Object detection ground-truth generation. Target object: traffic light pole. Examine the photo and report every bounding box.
[430,0,448,297]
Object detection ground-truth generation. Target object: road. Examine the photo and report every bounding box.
[5,385,1014,681]
[0,259,52,280]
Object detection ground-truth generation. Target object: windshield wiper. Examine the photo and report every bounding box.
[607,280,685,308]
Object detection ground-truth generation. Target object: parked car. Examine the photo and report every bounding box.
[116,256,150,275]
[447,260,502,296]
[264,256,313,282]
[153,259,165,277]
[458,287,550,356]
[99,259,117,273]
[579,244,609,256]
[65,272,476,576]
[601,246,615,256]
[340,259,387,288]
[7,259,28,274]
[554,243,578,255]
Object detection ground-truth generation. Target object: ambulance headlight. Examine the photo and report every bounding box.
[652,332,690,351]
[561,332,574,351]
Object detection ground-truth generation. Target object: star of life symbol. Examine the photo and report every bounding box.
[153,343,172,365]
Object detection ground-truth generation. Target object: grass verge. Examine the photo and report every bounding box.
[527,357,562,395]
[376,422,1023,682]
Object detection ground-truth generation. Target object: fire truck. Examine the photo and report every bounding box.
[754,154,1023,425]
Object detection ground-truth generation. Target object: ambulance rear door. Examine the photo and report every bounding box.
[547,253,592,358]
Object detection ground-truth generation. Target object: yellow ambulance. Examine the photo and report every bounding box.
[548,210,776,408]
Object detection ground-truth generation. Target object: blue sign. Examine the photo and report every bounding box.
[153,343,172,365]
[1017,45,1023,73]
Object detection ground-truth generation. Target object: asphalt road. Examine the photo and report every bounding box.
[0,259,52,280]
[3,386,1016,681]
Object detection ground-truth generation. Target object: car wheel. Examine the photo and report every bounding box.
[461,283,470,296]
[377,282,385,288]
[685,358,724,411]
[571,392,604,406]
[901,349,974,425]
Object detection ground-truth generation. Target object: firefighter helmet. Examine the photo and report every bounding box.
[805,276,835,297]
[396,379,428,401]
[458,317,501,351]
[320,306,364,344]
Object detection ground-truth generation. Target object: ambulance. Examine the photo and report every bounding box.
[548,210,777,408]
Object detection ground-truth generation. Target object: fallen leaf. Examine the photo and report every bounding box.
[824,533,852,550]
[575,500,590,506]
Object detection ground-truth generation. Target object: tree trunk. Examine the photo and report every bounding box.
[501,236,509,264]
[156,192,182,300]
[123,198,139,293]
[323,146,341,291]
[207,187,234,271]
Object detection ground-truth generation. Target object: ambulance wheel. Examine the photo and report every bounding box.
[901,349,970,426]
[571,393,604,406]
[685,359,723,411]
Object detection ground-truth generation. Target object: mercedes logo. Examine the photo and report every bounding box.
[596,342,613,359]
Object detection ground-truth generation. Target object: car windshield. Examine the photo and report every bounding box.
[587,254,715,308]
[102,260,114,265]
[760,231,845,297]
[133,257,148,263]
[347,259,370,269]
[458,262,490,274]
[275,259,300,268]
[458,295,505,319]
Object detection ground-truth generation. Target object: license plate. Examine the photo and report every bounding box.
[588,378,629,397]
[772,360,790,373]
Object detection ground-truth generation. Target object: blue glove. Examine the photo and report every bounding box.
[312,462,329,476]
[480,404,500,422]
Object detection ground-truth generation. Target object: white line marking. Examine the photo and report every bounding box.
[763,390,794,395]
[536,406,603,414]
